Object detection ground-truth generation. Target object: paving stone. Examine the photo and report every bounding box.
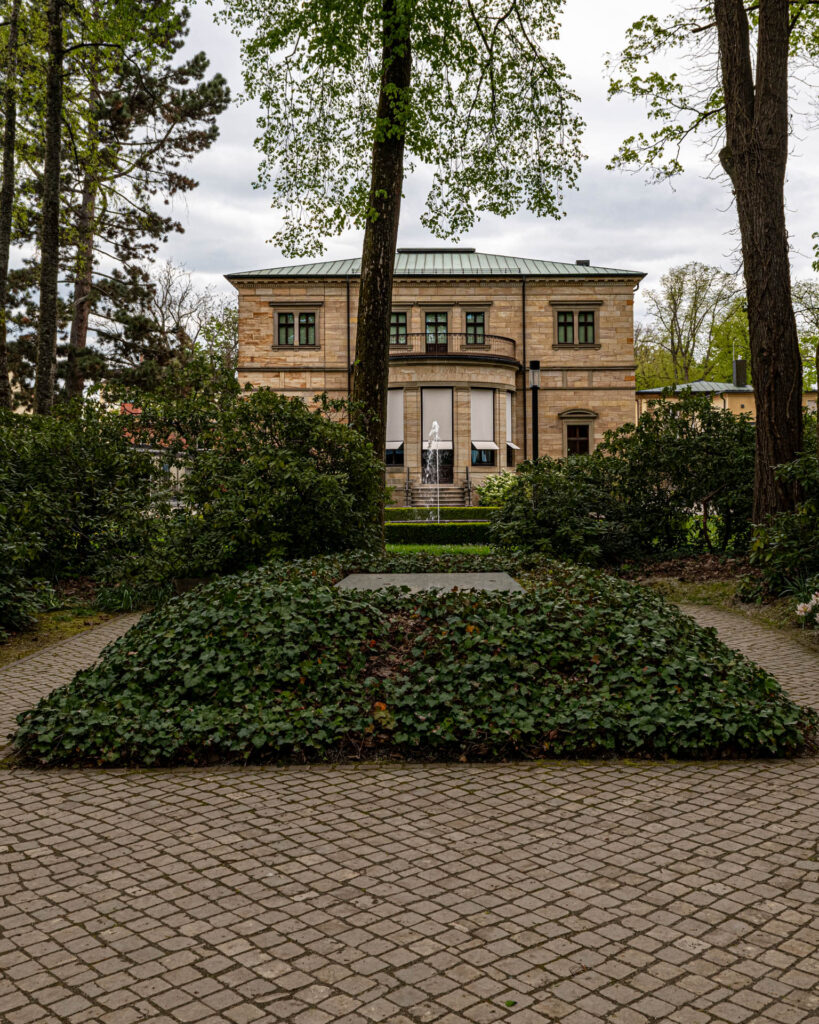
[0,606,818,1024]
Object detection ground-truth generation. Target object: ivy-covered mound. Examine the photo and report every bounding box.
[13,553,816,766]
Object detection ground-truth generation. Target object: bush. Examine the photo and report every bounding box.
[491,392,756,564]
[386,506,498,522]
[0,403,162,584]
[94,389,384,603]
[476,472,517,506]
[385,522,491,544]
[13,552,815,766]
[748,448,819,596]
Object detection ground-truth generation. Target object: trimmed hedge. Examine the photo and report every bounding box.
[385,522,491,544]
[13,551,816,766]
[386,506,499,522]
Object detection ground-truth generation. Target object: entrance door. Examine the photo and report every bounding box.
[422,448,454,484]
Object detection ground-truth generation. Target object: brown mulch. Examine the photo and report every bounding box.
[617,555,757,584]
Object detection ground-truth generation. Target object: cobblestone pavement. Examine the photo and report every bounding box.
[0,615,141,757]
[1,611,818,1024]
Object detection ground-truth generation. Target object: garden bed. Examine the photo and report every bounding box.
[12,552,816,766]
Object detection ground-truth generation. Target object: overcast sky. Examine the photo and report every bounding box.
[162,1,819,320]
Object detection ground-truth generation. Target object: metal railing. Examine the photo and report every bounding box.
[389,332,518,361]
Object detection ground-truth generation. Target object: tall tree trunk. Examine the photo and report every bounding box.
[350,0,411,529]
[0,0,21,410]
[66,174,96,400]
[715,0,802,520]
[34,0,64,415]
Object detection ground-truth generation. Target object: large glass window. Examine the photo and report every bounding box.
[465,311,485,344]
[578,311,595,346]
[298,312,316,346]
[557,311,574,345]
[390,311,407,344]
[277,312,295,346]
[425,311,448,348]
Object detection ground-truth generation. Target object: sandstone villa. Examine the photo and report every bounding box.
[228,248,645,504]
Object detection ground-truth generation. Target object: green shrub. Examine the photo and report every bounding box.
[0,404,163,585]
[386,506,498,522]
[748,449,819,597]
[14,552,815,766]
[385,522,491,544]
[95,389,384,601]
[492,392,756,564]
[476,471,517,506]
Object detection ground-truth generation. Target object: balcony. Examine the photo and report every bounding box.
[389,332,519,366]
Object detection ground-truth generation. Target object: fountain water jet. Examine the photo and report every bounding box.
[422,420,441,523]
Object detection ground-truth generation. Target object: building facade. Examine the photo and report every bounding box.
[228,248,644,502]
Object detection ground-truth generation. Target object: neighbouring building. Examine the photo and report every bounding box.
[636,364,819,418]
[228,248,645,504]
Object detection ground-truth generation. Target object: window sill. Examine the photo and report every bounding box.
[552,344,601,350]
[271,345,322,350]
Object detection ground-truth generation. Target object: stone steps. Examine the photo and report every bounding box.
[410,484,469,508]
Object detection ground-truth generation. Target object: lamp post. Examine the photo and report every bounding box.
[529,360,541,461]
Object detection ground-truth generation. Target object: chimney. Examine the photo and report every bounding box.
[575,259,590,266]
[732,359,747,388]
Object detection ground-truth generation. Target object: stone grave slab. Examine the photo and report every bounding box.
[336,572,523,594]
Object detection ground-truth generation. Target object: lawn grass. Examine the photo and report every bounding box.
[386,543,493,556]
[0,606,117,668]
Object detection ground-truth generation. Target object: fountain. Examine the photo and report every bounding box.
[422,420,441,523]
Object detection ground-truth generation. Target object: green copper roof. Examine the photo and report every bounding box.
[226,248,645,280]
[637,380,755,395]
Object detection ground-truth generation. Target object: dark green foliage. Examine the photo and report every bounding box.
[386,506,499,522]
[748,442,819,597]
[0,404,162,583]
[94,387,385,605]
[385,522,491,544]
[491,392,756,564]
[14,552,815,766]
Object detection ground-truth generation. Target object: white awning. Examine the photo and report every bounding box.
[422,388,453,442]
[385,440,404,450]
[471,440,499,451]
[386,389,404,444]
[471,389,495,444]
[506,441,520,450]
[423,440,454,450]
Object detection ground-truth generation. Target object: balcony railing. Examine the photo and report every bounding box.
[389,332,518,362]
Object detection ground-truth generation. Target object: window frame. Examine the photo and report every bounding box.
[471,445,497,467]
[390,311,408,345]
[272,306,322,349]
[298,311,316,346]
[465,310,486,345]
[559,408,598,456]
[556,310,574,346]
[277,312,295,347]
[385,443,405,467]
[577,310,595,346]
[424,310,448,347]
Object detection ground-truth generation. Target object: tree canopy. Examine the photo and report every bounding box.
[215,0,585,257]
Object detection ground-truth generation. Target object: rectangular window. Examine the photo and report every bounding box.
[471,446,496,466]
[385,444,404,467]
[425,311,448,348]
[557,311,574,345]
[278,312,295,346]
[390,311,407,344]
[465,311,485,344]
[567,424,590,455]
[578,311,595,346]
[298,312,316,346]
